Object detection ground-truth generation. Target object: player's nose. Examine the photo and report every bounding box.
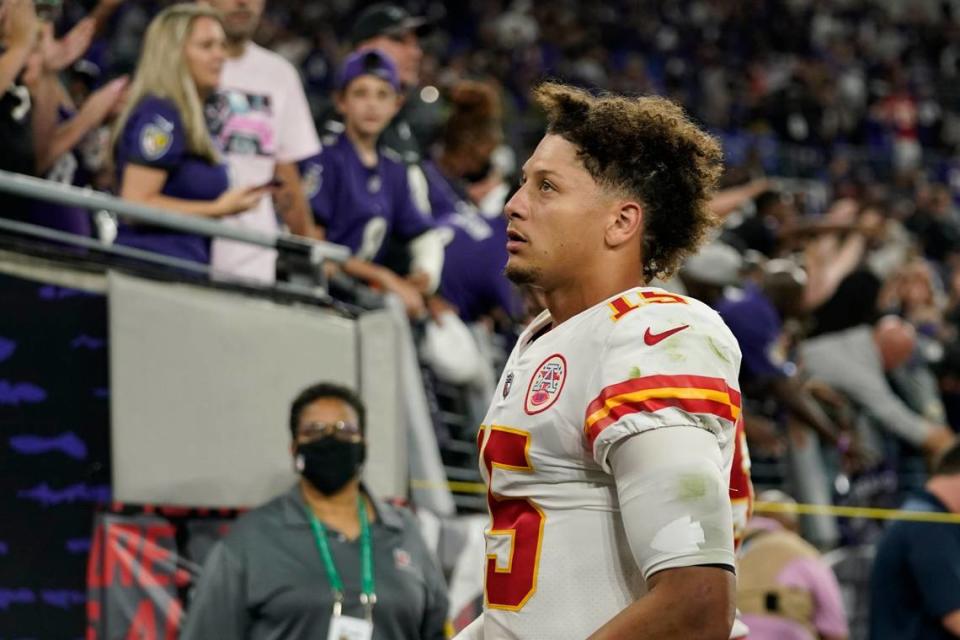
[504,184,528,221]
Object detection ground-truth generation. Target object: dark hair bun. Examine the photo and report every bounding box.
[449,81,501,121]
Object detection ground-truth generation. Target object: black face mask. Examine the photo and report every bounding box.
[295,437,365,495]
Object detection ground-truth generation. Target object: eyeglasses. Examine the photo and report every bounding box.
[297,421,363,443]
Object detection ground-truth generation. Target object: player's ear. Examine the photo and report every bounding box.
[605,200,643,248]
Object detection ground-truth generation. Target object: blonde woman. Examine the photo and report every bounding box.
[112,3,264,264]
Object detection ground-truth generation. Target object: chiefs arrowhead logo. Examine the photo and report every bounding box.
[524,354,567,415]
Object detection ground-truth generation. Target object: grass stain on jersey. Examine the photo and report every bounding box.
[678,473,708,499]
[664,333,687,362]
[708,336,732,363]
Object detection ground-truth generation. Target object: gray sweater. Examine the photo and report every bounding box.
[799,325,930,447]
[179,484,448,640]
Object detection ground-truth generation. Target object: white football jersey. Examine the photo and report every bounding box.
[476,287,742,639]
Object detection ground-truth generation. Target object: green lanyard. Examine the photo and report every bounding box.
[306,494,377,619]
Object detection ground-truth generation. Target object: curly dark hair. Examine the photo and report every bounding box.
[533,82,723,282]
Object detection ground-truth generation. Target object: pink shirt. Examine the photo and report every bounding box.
[741,518,849,639]
[208,43,321,283]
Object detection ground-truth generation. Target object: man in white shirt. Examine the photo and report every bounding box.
[200,0,321,283]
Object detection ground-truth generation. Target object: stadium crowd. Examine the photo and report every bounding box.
[4,0,960,638]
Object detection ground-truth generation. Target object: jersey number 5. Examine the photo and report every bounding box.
[478,426,546,610]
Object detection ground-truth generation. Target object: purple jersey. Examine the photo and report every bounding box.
[423,160,520,322]
[716,283,791,386]
[114,95,229,264]
[301,133,432,262]
[29,106,92,237]
[1,74,37,218]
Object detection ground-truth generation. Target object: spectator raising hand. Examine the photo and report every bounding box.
[22,19,97,177]
[21,19,93,85]
[46,16,95,73]
[0,0,39,219]
[82,74,128,120]
[0,0,39,94]
[2,0,38,45]
[88,0,128,35]
[32,75,128,175]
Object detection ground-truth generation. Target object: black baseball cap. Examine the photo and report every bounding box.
[350,3,433,46]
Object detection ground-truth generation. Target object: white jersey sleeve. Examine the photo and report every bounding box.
[584,291,743,473]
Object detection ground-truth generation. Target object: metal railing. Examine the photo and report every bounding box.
[0,169,351,299]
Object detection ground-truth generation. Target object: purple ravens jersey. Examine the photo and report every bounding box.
[29,106,93,237]
[715,283,790,387]
[0,74,37,216]
[301,132,432,262]
[114,95,229,264]
[423,160,520,322]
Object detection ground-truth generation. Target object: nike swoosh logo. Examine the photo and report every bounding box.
[644,324,690,346]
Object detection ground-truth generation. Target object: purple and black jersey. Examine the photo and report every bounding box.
[0,76,34,177]
[0,75,36,217]
[28,106,93,237]
[423,160,520,323]
[716,283,791,387]
[301,132,432,262]
[114,95,229,264]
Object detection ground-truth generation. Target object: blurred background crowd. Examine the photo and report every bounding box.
[6,0,960,638]
[60,0,960,180]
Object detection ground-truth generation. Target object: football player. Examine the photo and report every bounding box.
[457,83,742,639]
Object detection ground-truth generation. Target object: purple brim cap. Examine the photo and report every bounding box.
[337,49,401,92]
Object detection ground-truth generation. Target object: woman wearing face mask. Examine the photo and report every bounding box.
[180,382,449,640]
[111,4,265,265]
